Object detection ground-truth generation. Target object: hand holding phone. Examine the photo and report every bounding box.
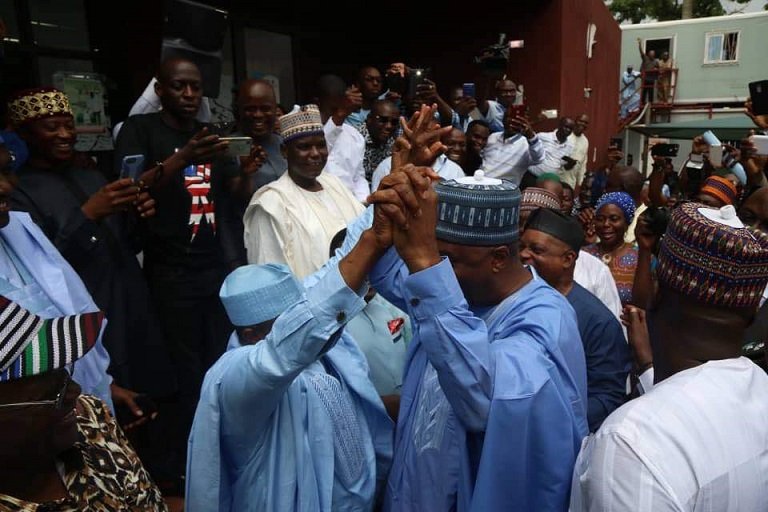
[462,82,476,98]
[120,154,145,181]
[220,136,253,158]
[751,135,768,156]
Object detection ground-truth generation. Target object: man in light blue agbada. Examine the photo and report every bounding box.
[185,256,393,511]
[368,167,588,512]
[0,138,112,409]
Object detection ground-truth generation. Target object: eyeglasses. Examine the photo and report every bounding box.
[0,370,71,410]
[373,115,400,126]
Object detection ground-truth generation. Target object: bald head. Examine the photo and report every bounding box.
[607,165,644,203]
[573,113,590,136]
[157,58,200,85]
[237,79,277,139]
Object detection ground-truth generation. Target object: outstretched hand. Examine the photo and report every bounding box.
[394,104,452,168]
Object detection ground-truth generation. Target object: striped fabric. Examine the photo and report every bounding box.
[0,296,104,382]
[434,178,521,245]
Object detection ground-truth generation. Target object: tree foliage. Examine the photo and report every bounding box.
[607,0,757,24]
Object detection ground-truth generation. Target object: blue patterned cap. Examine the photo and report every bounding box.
[219,264,304,326]
[595,191,636,224]
[434,170,521,246]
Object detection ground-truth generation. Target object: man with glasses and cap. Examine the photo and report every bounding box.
[0,298,167,510]
[571,203,768,511]
[186,248,393,510]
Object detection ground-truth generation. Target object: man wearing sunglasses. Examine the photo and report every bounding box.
[0,298,167,509]
[324,99,400,201]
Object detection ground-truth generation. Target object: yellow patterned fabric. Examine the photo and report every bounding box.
[8,88,73,125]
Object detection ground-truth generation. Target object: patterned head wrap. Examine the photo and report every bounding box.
[0,296,104,382]
[520,187,562,215]
[699,175,737,206]
[7,88,73,126]
[657,202,768,308]
[595,191,636,224]
[434,170,521,245]
[279,104,324,143]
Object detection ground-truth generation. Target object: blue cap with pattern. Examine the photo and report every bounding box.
[434,170,521,246]
[220,264,304,327]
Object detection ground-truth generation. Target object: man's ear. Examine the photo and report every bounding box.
[490,245,511,273]
[563,249,578,270]
[153,79,163,99]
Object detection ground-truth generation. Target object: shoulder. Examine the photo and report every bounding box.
[569,283,619,328]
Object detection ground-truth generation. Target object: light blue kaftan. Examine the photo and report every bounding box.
[185,265,393,512]
[371,253,588,512]
[0,212,112,409]
[294,206,587,511]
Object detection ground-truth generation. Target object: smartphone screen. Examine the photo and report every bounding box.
[462,83,476,98]
[709,145,724,165]
[120,154,145,181]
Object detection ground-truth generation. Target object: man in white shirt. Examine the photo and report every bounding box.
[566,114,590,193]
[477,79,517,133]
[482,107,544,184]
[370,153,464,192]
[324,99,399,201]
[243,105,364,278]
[571,202,768,512]
[529,117,575,177]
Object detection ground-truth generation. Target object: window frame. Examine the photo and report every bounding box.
[703,30,740,65]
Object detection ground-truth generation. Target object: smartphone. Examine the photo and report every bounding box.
[749,80,768,116]
[120,154,145,181]
[709,145,724,165]
[610,137,624,151]
[385,73,406,96]
[462,82,476,98]
[689,152,704,164]
[115,394,159,426]
[651,143,679,157]
[702,130,721,147]
[752,134,768,156]
[220,136,253,157]
[407,68,428,99]
[506,104,526,120]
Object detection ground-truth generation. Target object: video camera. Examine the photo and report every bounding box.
[474,33,524,73]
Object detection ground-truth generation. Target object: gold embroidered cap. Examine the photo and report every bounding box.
[8,88,74,126]
[279,104,324,143]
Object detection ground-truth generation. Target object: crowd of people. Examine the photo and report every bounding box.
[0,54,767,512]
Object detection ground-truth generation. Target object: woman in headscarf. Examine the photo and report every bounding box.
[584,191,638,305]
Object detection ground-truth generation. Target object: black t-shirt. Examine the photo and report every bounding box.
[114,113,238,275]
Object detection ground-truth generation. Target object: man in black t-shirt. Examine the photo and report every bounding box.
[114,58,232,475]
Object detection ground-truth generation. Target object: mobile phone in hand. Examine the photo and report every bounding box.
[507,104,526,119]
[749,80,768,116]
[115,394,158,426]
[462,83,476,98]
[120,155,145,181]
[220,136,253,158]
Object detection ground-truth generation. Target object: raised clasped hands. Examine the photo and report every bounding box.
[368,164,440,272]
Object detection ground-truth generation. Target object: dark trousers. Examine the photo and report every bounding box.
[642,80,655,104]
[147,265,232,475]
